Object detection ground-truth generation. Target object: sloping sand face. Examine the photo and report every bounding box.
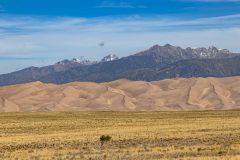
[0,77,240,112]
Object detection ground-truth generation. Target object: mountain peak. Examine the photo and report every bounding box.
[101,54,119,62]
[164,44,173,48]
[71,58,81,63]
[150,44,160,49]
[208,46,230,53]
[150,44,174,50]
[0,44,239,87]
[56,57,94,66]
[136,44,235,60]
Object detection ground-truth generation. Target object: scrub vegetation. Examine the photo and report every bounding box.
[0,111,240,159]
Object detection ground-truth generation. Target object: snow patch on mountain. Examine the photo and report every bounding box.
[56,57,96,66]
[101,54,119,62]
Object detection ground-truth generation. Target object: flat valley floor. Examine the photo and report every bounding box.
[0,111,240,160]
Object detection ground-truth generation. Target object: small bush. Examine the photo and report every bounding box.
[100,135,111,146]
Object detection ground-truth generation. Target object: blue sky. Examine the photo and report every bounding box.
[0,0,240,73]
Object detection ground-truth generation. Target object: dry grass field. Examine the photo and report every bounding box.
[0,111,240,160]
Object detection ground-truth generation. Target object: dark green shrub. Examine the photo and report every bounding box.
[100,135,111,146]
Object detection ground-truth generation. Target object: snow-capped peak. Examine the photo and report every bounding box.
[101,54,119,62]
[56,57,95,66]
[71,58,81,63]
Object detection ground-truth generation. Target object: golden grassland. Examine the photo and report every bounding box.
[0,111,240,160]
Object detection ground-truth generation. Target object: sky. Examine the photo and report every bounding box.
[0,0,240,74]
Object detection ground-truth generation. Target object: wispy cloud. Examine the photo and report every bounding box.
[94,1,147,8]
[1,14,240,34]
[0,56,43,60]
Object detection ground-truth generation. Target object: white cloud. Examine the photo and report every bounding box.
[94,1,147,8]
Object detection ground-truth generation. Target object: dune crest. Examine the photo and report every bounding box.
[0,77,240,112]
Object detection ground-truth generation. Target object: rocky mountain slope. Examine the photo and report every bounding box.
[0,44,239,86]
[0,76,240,112]
[136,44,235,61]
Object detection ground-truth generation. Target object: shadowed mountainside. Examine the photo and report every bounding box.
[0,44,239,86]
[0,76,240,112]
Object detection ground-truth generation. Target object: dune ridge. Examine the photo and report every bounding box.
[0,77,240,112]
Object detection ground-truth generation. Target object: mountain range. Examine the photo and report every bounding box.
[1,77,240,112]
[0,44,240,86]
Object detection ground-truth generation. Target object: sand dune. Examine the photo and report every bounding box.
[0,77,240,112]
